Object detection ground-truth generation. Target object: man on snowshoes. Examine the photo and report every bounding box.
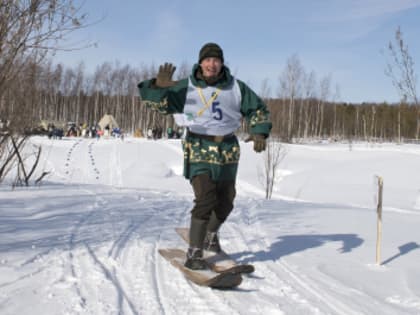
[138,43,272,270]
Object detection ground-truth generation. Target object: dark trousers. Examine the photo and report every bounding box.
[190,173,236,225]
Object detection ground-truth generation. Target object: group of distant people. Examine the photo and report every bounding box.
[47,122,123,140]
[147,126,163,140]
[43,121,185,141]
[166,126,184,139]
[47,123,64,139]
[146,126,184,140]
[66,123,99,138]
[102,124,123,139]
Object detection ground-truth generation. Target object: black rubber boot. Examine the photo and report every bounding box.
[188,217,208,248]
[184,217,208,270]
[204,212,223,253]
[206,211,223,233]
[203,231,222,253]
[184,247,207,270]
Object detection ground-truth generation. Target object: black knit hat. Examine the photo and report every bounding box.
[199,43,224,64]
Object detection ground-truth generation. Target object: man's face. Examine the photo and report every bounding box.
[200,57,223,77]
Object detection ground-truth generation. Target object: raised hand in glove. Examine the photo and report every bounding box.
[245,134,266,153]
[155,63,177,88]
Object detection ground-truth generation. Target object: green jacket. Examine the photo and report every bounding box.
[138,64,272,180]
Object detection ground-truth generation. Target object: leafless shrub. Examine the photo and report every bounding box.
[0,134,47,186]
[258,137,288,199]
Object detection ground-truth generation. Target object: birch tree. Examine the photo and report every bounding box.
[279,54,303,142]
[301,70,316,140]
[316,75,331,138]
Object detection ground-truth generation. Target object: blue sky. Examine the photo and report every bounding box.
[54,0,420,103]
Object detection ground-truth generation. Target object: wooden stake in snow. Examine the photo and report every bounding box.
[376,176,384,265]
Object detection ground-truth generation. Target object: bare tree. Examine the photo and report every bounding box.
[0,134,44,186]
[259,137,288,200]
[0,0,93,130]
[0,133,22,182]
[332,84,341,139]
[10,136,42,186]
[385,26,419,139]
[176,61,192,79]
[260,78,272,99]
[316,75,331,138]
[279,54,303,142]
[301,70,316,140]
[0,0,94,186]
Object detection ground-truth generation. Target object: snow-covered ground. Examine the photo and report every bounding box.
[1,136,420,315]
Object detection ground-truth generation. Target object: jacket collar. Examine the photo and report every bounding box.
[189,64,233,88]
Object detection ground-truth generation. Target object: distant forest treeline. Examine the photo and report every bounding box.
[1,1,419,143]
[0,59,418,142]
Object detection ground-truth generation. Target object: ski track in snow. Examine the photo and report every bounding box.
[2,138,420,314]
[225,201,327,315]
[228,198,411,315]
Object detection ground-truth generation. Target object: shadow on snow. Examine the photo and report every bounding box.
[381,241,420,265]
[231,233,364,264]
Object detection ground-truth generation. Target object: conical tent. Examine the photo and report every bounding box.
[98,114,119,130]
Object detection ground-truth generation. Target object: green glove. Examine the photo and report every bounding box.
[245,134,266,153]
[155,63,177,87]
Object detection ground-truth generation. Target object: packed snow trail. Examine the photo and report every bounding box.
[1,137,420,314]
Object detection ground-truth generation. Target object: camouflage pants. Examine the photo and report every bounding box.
[190,173,236,225]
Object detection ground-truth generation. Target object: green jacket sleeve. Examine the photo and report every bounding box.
[237,79,272,136]
[137,78,189,114]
